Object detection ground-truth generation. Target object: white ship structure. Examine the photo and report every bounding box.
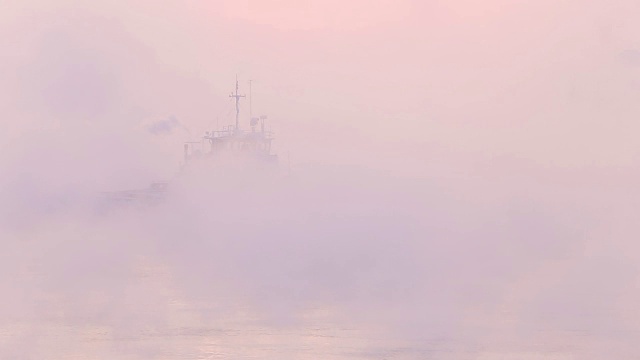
[102,78,277,207]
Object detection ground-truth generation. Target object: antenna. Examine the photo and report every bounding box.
[249,79,253,125]
[229,75,245,134]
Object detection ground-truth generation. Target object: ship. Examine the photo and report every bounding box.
[182,77,278,167]
[101,77,278,208]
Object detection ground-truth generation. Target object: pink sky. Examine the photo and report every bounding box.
[2,0,640,173]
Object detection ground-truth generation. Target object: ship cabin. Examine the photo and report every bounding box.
[183,123,278,164]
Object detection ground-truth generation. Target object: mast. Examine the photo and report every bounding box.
[229,75,245,133]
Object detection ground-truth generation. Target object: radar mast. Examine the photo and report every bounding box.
[229,75,246,133]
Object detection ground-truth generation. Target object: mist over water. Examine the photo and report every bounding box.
[3,0,640,359]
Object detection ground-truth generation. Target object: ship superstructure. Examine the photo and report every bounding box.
[183,77,278,165]
[101,77,277,209]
